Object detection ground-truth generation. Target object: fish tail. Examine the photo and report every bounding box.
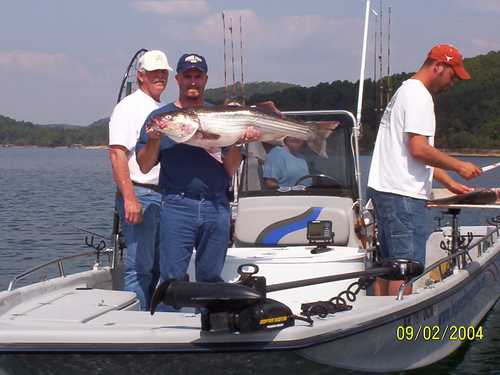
[307,121,340,158]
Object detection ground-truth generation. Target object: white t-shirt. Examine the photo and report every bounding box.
[109,89,162,185]
[368,79,435,200]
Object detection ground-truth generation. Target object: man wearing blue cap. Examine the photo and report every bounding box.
[136,53,260,298]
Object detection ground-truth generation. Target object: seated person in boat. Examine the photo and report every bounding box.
[263,136,311,190]
[366,44,482,296]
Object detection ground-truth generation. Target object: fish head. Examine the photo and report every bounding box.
[150,111,200,143]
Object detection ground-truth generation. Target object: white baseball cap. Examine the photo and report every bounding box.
[138,50,173,72]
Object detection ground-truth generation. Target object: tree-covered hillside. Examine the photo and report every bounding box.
[1,51,499,151]
[204,81,298,104]
[0,115,108,147]
[245,51,500,152]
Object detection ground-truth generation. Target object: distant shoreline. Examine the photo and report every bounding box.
[360,149,500,157]
[440,149,500,157]
[0,144,108,150]
[2,144,500,157]
[447,152,500,157]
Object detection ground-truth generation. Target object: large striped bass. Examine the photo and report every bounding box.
[148,106,338,156]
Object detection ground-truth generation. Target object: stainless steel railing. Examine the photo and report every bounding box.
[396,227,499,300]
[7,248,113,292]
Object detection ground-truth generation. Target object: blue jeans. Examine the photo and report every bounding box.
[159,193,230,284]
[116,186,161,310]
[367,187,428,266]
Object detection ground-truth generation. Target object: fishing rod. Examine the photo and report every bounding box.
[74,226,111,241]
[117,49,147,103]
[378,0,384,111]
[229,17,236,98]
[111,48,149,268]
[222,12,228,101]
[239,15,245,100]
[372,8,378,113]
[386,6,392,105]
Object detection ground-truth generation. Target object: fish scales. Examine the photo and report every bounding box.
[197,110,310,138]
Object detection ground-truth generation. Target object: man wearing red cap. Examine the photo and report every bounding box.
[367,44,482,296]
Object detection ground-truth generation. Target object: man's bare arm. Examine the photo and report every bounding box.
[109,145,143,224]
[433,167,472,195]
[223,126,262,176]
[223,145,243,177]
[408,134,481,180]
[136,124,162,174]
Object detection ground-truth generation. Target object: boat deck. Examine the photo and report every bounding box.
[3,287,139,324]
[0,282,403,346]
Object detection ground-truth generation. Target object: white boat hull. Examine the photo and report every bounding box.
[299,251,500,371]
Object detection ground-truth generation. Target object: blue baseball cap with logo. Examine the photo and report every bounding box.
[176,53,208,74]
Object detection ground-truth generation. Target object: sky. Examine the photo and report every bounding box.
[1,0,499,126]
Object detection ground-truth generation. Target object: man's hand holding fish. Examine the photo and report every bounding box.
[235,126,261,144]
[145,118,164,140]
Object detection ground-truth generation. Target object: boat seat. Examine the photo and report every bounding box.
[3,287,139,324]
[235,195,355,246]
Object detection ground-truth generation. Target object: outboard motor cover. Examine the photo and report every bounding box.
[203,298,295,333]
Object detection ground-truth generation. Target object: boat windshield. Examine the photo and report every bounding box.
[238,117,357,198]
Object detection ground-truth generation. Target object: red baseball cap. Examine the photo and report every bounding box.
[427,44,470,80]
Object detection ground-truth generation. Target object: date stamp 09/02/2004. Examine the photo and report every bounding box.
[396,325,485,342]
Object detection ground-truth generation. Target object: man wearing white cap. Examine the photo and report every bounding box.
[109,50,173,310]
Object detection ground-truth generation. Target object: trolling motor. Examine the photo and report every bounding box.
[150,259,423,333]
[150,264,295,333]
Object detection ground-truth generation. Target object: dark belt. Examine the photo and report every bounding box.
[165,191,226,202]
[132,181,161,193]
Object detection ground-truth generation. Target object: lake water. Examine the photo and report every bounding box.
[0,147,498,374]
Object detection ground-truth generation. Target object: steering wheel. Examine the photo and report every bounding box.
[295,174,343,189]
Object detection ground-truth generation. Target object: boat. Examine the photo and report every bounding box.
[1,2,499,373]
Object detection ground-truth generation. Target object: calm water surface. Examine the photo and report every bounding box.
[0,147,498,375]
